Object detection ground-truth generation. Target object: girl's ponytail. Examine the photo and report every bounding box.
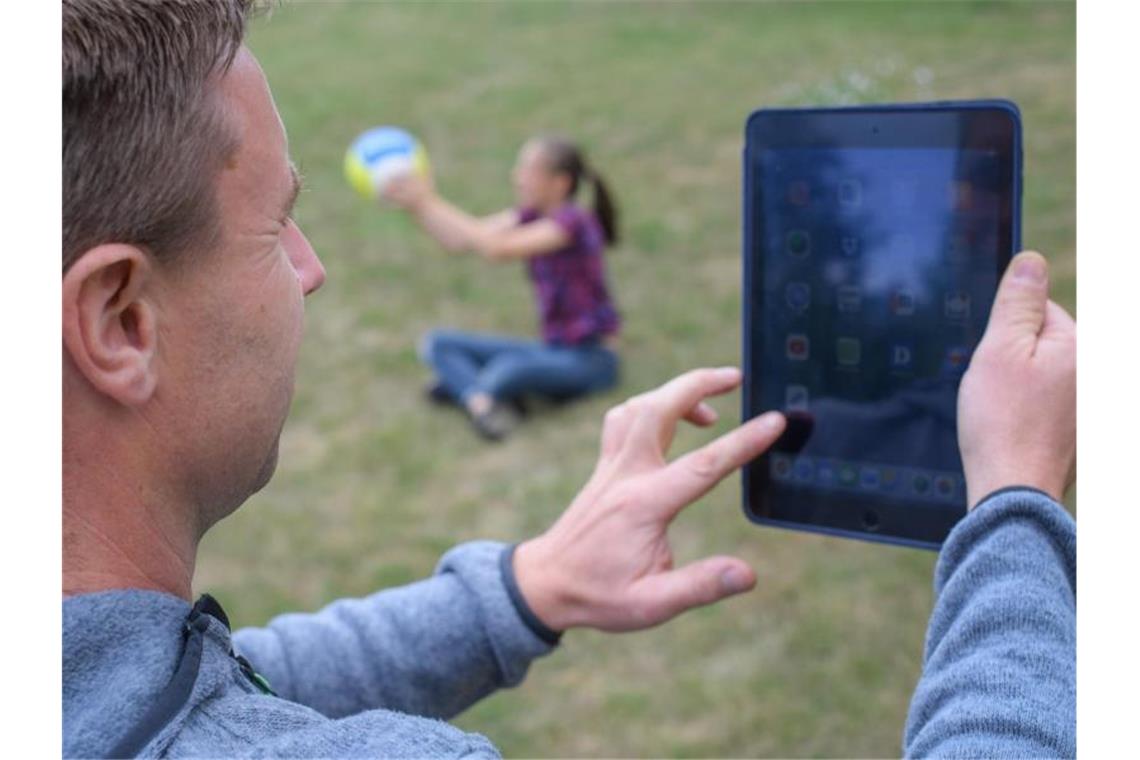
[535,134,620,248]
[588,170,618,245]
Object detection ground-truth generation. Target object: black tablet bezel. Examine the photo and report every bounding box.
[741,101,1021,550]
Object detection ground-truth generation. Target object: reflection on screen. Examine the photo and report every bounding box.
[757,148,1001,506]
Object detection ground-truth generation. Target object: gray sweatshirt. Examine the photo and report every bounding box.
[63,489,1075,758]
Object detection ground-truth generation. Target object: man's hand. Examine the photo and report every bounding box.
[514,367,786,633]
[958,250,1076,509]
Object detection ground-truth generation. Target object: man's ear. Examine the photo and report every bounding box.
[62,244,160,406]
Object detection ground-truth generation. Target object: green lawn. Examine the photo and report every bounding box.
[197,1,1075,756]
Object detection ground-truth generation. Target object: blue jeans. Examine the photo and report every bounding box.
[420,329,620,405]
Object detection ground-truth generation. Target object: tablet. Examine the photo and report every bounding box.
[741,101,1021,550]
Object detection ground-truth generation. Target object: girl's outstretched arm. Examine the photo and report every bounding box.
[386,174,567,260]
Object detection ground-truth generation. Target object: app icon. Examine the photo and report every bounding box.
[860,466,881,490]
[949,181,973,211]
[912,473,931,495]
[935,475,957,499]
[979,233,998,256]
[785,384,810,412]
[881,468,900,492]
[944,346,970,375]
[839,463,859,487]
[771,454,793,480]
[944,292,971,321]
[794,457,814,482]
[785,282,811,314]
[890,342,915,372]
[889,234,917,258]
[891,178,918,209]
[840,236,860,257]
[836,337,862,367]
[786,229,811,258]
[890,289,916,316]
[787,180,811,207]
[816,460,835,486]
[837,284,862,313]
[786,333,810,361]
[948,234,970,259]
[838,178,863,208]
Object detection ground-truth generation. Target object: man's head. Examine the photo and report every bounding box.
[63,0,251,272]
[63,0,325,542]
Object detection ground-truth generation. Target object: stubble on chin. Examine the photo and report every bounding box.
[250,402,291,495]
[252,436,280,494]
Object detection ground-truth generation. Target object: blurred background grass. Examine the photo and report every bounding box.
[196,1,1074,756]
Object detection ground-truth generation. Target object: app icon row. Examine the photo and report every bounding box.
[778,230,978,262]
[769,454,962,502]
[782,281,972,321]
[784,179,976,212]
[782,335,969,375]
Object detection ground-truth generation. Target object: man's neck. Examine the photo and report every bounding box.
[63,504,197,600]
[62,359,213,601]
[63,436,200,600]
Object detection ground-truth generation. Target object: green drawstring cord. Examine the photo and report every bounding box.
[105,594,276,757]
[235,652,276,696]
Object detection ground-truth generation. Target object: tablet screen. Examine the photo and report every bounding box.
[743,104,1019,548]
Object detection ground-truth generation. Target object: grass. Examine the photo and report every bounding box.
[196,1,1075,756]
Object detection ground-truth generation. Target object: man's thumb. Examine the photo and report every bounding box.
[982,250,1050,346]
[633,557,757,626]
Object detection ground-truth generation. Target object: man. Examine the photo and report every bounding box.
[62,1,1076,757]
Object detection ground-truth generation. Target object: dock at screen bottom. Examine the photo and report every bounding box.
[769,453,964,505]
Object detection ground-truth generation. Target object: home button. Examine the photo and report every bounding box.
[862,509,880,531]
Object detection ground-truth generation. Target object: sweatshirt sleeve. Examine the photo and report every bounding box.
[903,487,1076,758]
[230,541,556,720]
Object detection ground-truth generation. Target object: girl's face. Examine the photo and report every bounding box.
[512,141,571,210]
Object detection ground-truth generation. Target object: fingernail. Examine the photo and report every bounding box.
[720,567,753,594]
[717,366,742,380]
[1012,255,1046,284]
[756,411,784,431]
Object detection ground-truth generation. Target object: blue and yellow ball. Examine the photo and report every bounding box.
[344,126,430,200]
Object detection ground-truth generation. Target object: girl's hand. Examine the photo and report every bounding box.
[382,172,434,212]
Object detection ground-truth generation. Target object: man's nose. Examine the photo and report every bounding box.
[284,221,326,296]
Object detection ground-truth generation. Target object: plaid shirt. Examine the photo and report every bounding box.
[519,204,621,345]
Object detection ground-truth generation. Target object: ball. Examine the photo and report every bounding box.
[344,126,430,200]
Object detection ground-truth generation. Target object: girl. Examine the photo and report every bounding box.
[385,135,621,441]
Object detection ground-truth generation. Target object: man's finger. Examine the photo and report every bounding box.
[653,411,786,519]
[682,401,719,427]
[1040,299,1076,344]
[628,367,743,447]
[629,556,757,627]
[653,367,743,419]
[980,250,1050,353]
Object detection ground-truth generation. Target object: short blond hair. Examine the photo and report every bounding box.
[63,0,256,271]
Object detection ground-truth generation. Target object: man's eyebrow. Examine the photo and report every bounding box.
[281,163,303,221]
